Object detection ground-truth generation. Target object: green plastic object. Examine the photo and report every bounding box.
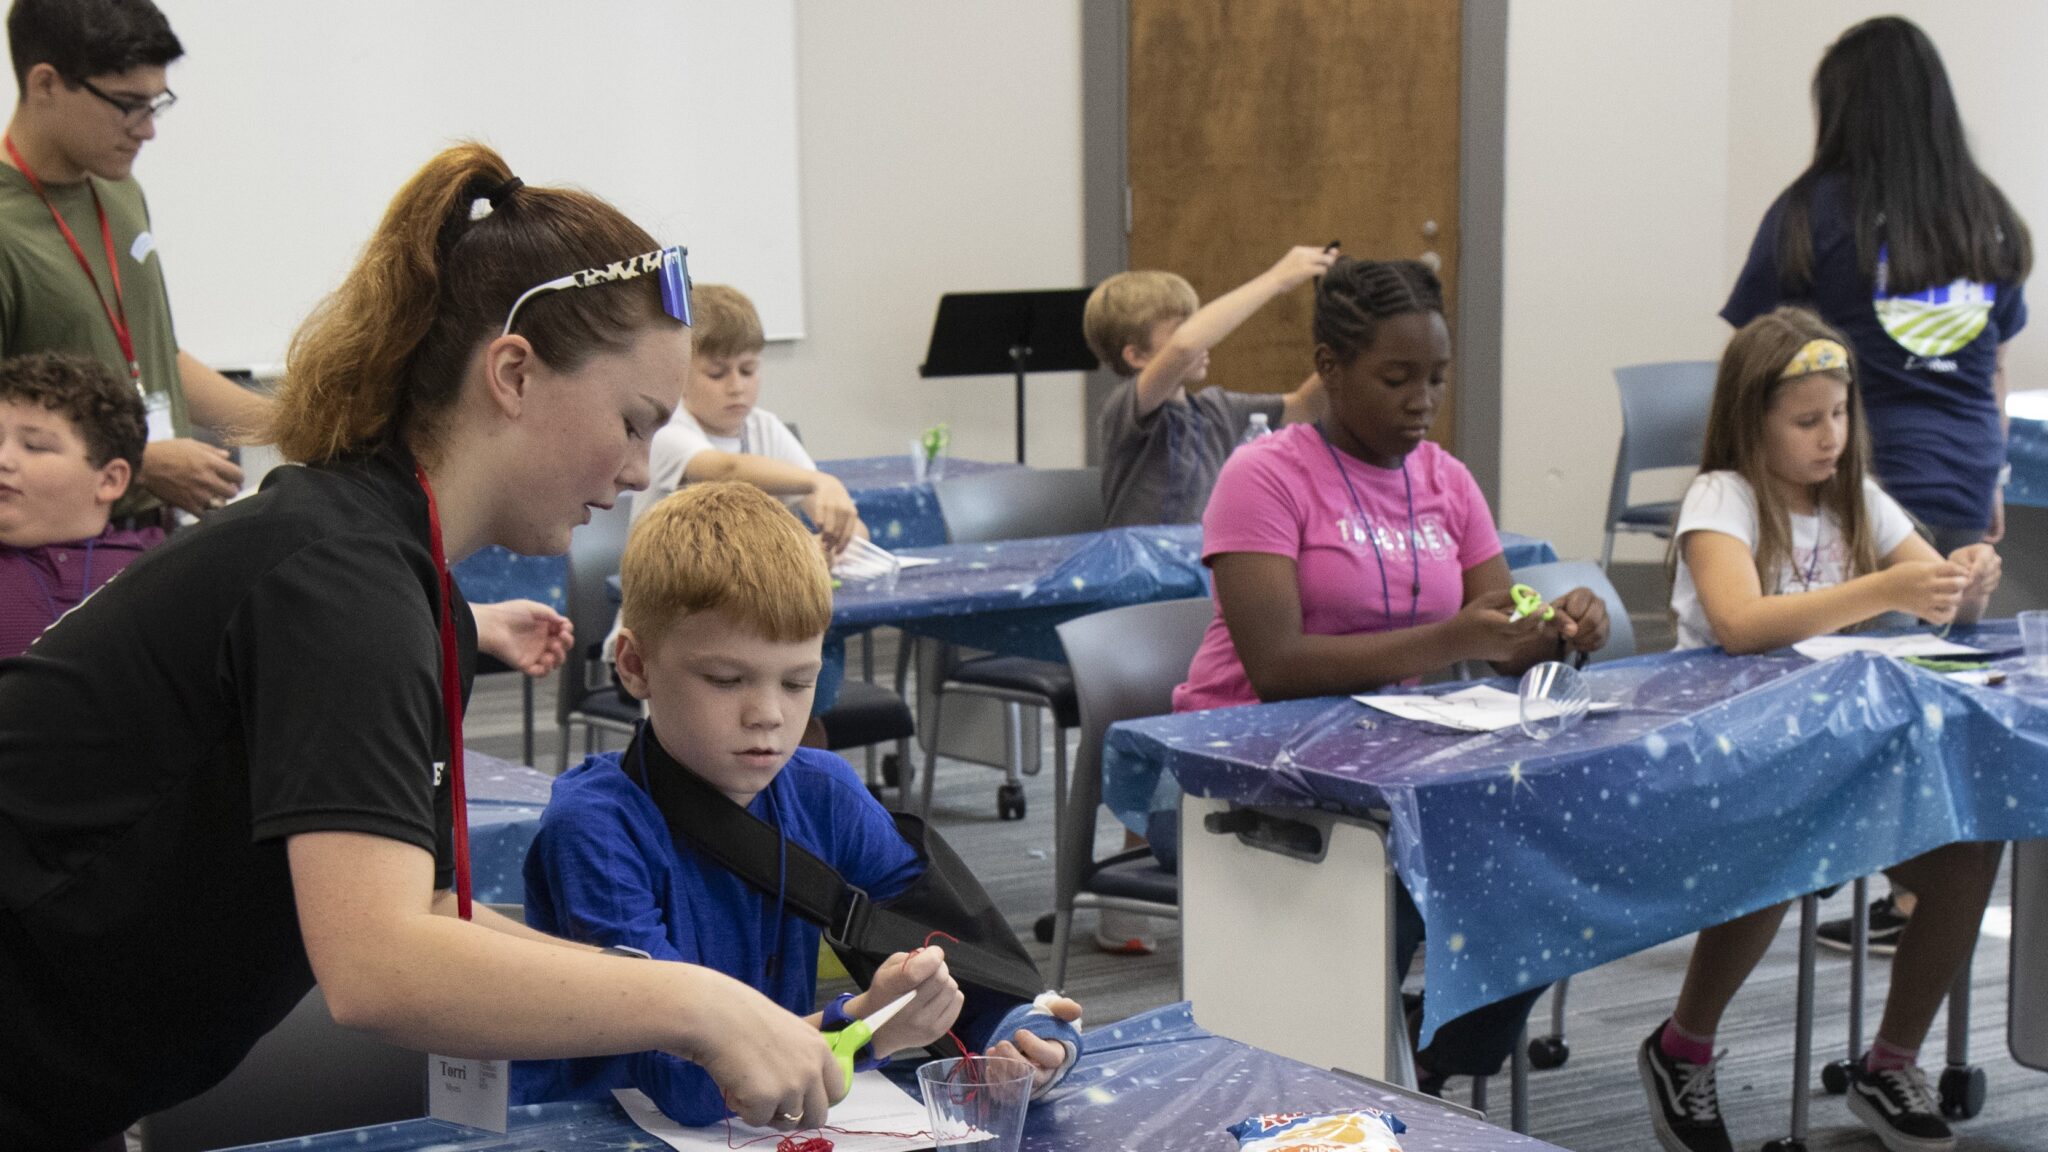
[1508,583,1555,624]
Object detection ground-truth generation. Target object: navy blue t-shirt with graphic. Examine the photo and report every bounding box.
[1723,173,2028,530]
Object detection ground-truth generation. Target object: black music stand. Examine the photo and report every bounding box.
[919,288,1098,464]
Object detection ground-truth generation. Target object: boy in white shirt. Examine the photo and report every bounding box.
[632,284,863,551]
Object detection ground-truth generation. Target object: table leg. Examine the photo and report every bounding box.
[1762,893,1819,1152]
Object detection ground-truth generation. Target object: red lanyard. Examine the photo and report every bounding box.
[415,465,474,920]
[4,136,140,384]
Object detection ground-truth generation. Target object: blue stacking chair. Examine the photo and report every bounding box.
[1602,361,1717,568]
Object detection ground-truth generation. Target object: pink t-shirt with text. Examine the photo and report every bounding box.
[1172,423,1503,713]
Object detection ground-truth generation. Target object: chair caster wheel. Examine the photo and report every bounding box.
[997,783,1026,820]
[1820,1058,1852,1095]
[1939,1065,1987,1119]
[1033,912,1056,943]
[881,753,902,787]
[1758,1139,1806,1152]
[1527,1036,1569,1070]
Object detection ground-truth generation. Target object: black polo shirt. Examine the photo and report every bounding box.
[0,446,474,1147]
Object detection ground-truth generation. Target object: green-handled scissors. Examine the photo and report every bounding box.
[825,990,914,1091]
[1508,583,1555,624]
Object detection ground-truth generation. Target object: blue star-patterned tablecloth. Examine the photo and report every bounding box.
[225,1002,1568,1152]
[832,525,1210,661]
[465,751,556,906]
[818,454,1019,547]
[447,456,1019,610]
[1105,621,2048,1046]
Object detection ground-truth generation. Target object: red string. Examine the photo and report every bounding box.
[718,929,1000,1150]
[722,1120,938,1151]
[910,930,976,1059]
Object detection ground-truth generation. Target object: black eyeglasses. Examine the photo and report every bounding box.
[76,78,177,128]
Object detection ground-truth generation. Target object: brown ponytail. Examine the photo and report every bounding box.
[270,141,669,463]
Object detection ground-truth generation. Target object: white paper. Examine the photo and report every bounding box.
[1792,634,1987,662]
[427,1055,508,1133]
[894,556,942,569]
[1353,684,1618,733]
[614,1072,942,1152]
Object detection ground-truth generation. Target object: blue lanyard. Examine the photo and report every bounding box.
[1794,510,1827,591]
[20,538,97,627]
[1319,427,1420,630]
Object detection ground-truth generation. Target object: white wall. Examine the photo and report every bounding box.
[1498,3,1735,562]
[1499,2,2048,563]
[762,1,1088,468]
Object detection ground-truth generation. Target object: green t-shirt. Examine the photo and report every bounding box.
[0,163,187,432]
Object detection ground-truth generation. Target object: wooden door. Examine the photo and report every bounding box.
[1128,0,1463,445]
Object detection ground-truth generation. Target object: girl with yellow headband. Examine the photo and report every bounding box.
[1640,306,2002,1152]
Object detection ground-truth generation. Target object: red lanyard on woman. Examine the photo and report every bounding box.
[415,464,474,920]
[4,136,141,388]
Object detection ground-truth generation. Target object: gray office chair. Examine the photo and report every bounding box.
[1506,560,1634,1075]
[140,985,424,1150]
[1046,597,1212,985]
[558,502,640,770]
[1602,361,1717,568]
[918,467,1104,821]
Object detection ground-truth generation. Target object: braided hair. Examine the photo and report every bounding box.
[1313,258,1445,361]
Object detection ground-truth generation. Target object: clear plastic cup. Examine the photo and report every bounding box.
[917,1056,1032,1152]
[910,439,948,484]
[1518,660,1591,741]
[2021,611,2048,677]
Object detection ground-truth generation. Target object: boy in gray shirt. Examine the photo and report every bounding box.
[1089,246,1334,527]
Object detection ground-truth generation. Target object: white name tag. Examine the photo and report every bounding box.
[130,230,156,263]
[427,1055,508,1133]
[143,391,174,443]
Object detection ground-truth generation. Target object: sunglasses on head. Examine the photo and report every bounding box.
[500,245,692,337]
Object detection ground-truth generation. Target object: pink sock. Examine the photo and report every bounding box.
[1865,1038,1918,1073]
[1660,1018,1714,1066]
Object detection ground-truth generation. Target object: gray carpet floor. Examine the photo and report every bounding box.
[468,618,2048,1152]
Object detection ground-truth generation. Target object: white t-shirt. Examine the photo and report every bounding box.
[1669,470,1917,650]
[631,405,814,523]
[609,405,816,659]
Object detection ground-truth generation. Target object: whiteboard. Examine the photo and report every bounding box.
[3,1,804,371]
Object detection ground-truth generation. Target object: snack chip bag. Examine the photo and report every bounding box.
[1228,1109,1406,1152]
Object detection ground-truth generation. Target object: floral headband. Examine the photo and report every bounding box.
[1780,338,1849,380]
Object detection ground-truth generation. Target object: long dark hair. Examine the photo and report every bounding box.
[1777,16,2031,296]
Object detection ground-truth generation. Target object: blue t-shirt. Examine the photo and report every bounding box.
[512,743,1075,1124]
[1723,173,2028,529]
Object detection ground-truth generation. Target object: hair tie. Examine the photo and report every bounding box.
[1780,338,1850,379]
[467,176,525,222]
[487,176,524,207]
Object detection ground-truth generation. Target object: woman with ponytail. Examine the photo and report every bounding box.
[0,143,844,1151]
[1170,257,1612,1093]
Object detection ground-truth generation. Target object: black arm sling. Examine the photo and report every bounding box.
[626,728,1046,1010]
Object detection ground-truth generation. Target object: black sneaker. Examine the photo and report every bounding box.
[1638,1027,1732,1152]
[1846,1061,1955,1152]
[1819,894,1908,956]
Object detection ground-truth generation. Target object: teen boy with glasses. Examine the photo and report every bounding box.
[1,0,265,522]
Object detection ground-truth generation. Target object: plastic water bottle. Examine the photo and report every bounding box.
[1238,411,1273,448]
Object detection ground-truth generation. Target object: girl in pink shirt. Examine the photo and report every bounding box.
[1170,258,1612,1096]
[1176,258,1607,711]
